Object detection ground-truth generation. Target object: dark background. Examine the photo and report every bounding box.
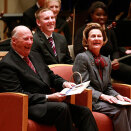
[61,0,130,20]
[0,0,130,47]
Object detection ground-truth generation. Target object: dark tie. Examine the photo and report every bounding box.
[48,37,57,56]
[23,56,36,73]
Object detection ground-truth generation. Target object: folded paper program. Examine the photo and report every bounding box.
[116,100,131,106]
[60,81,90,96]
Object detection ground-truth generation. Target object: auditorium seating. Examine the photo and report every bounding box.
[0,64,131,131]
[49,64,131,131]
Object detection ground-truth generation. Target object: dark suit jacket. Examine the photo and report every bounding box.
[22,4,38,30]
[73,51,119,110]
[0,49,65,120]
[32,28,73,65]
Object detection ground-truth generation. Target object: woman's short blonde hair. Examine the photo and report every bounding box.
[44,0,61,8]
[82,22,108,48]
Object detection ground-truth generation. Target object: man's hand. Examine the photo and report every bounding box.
[111,59,119,70]
[63,81,76,89]
[47,92,66,102]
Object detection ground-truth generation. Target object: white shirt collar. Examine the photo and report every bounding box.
[14,50,24,59]
[43,32,53,39]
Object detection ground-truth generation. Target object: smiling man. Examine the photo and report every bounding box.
[31,8,73,65]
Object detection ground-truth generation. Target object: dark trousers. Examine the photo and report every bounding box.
[93,101,131,131]
[29,102,98,131]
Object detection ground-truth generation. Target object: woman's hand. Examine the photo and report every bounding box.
[111,59,119,70]
[100,94,118,103]
[116,95,131,103]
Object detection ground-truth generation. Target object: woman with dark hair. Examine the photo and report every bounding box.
[73,22,131,131]
[74,1,131,84]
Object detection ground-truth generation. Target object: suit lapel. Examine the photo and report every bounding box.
[13,51,41,79]
[53,33,61,62]
[101,57,109,87]
[86,51,103,87]
[29,52,50,86]
[37,29,58,62]
[11,49,47,86]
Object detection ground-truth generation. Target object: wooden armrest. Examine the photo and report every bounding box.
[0,51,8,57]
[0,51,8,60]
[75,89,92,111]
[0,92,28,131]
[64,89,92,111]
[112,83,131,98]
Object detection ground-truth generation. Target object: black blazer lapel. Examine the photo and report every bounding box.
[52,33,61,62]
[11,50,41,80]
[29,52,51,87]
[38,29,58,62]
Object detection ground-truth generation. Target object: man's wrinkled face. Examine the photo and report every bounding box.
[12,29,33,57]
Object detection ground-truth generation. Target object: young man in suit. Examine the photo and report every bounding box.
[0,25,98,131]
[22,0,45,30]
[31,8,73,65]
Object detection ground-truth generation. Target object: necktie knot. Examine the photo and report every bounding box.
[48,37,53,44]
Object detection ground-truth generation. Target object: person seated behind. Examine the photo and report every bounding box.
[31,8,73,65]
[0,38,11,51]
[44,0,72,45]
[22,0,46,31]
[74,1,131,84]
[73,23,131,131]
[0,25,98,131]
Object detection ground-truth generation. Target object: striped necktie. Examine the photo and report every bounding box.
[48,37,57,56]
[23,56,36,73]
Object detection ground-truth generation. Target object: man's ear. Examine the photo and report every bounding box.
[12,37,16,46]
[36,19,41,27]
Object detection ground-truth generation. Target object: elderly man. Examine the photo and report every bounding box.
[31,8,73,65]
[0,25,98,131]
